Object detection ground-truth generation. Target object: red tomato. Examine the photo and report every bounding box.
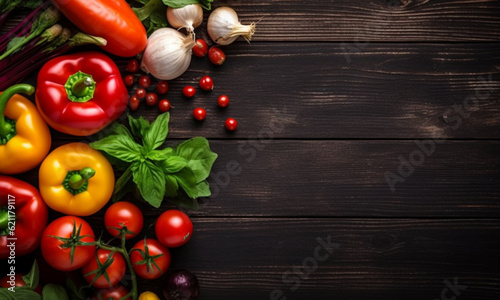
[182,85,196,98]
[146,92,159,106]
[199,75,214,91]
[155,210,193,248]
[104,202,144,239]
[126,59,139,73]
[124,75,135,87]
[131,238,171,280]
[225,118,238,131]
[192,39,208,57]
[129,95,140,111]
[82,249,126,288]
[93,285,131,300]
[139,75,151,88]
[0,274,43,294]
[41,216,96,271]
[217,95,230,108]
[192,108,206,121]
[208,46,226,65]
[157,81,169,94]
[158,99,171,112]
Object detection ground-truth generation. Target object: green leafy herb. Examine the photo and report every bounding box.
[42,284,69,300]
[0,288,41,300]
[162,0,214,10]
[21,261,39,290]
[90,112,218,209]
[132,0,168,35]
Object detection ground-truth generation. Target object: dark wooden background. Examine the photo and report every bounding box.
[2,0,500,299]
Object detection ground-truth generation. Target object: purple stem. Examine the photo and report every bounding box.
[0,11,9,28]
[0,1,49,46]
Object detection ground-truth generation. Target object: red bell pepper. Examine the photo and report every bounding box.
[50,0,147,57]
[0,176,48,259]
[35,51,129,136]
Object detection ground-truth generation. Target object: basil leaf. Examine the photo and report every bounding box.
[144,112,169,151]
[90,135,142,162]
[110,122,133,139]
[0,288,41,300]
[128,115,151,140]
[147,147,174,161]
[161,156,188,173]
[65,278,86,300]
[168,189,199,210]
[42,284,69,300]
[132,161,166,208]
[162,0,213,10]
[165,174,179,197]
[175,137,218,182]
[112,165,133,202]
[21,261,39,290]
[174,168,211,199]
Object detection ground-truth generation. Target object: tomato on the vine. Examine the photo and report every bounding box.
[41,216,96,271]
[93,285,131,300]
[82,249,126,289]
[104,201,144,239]
[155,210,193,248]
[192,108,206,121]
[131,238,171,280]
[199,75,214,91]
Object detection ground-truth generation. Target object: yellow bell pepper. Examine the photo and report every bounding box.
[39,142,114,216]
[139,291,160,300]
[0,84,51,174]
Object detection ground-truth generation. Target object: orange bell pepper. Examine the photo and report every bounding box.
[0,84,51,174]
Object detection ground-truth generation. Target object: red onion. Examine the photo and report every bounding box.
[163,269,199,300]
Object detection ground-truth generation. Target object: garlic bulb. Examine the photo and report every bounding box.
[207,7,256,45]
[141,28,195,80]
[167,4,203,32]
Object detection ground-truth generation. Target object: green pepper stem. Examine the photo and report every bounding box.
[68,167,95,190]
[0,207,8,233]
[71,76,93,98]
[0,84,35,137]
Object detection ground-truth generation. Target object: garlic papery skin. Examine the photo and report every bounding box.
[141,28,196,80]
[207,7,256,46]
[167,4,203,33]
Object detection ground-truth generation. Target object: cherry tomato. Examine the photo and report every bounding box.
[124,75,135,87]
[126,59,139,73]
[158,99,171,112]
[0,273,43,294]
[182,85,196,98]
[225,118,238,131]
[208,46,226,65]
[146,92,158,106]
[139,75,151,88]
[192,108,206,121]
[104,201,144,239]
[82,249,126,289]
[131,238,171,280]
[129,94,140,111]
[155,210,193,248]
[157,80,169,94]
[93,285,131,300]
[199,75,214,91]
[192,39,208,57]
[135,88,146,99]
[217,95,230,108]
[41,216,96,271]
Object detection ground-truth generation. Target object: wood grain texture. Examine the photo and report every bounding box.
[94,42,499,140]
[211,0,500,42]
[135,218,500,300]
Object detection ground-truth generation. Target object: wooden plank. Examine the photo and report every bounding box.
[208,0,500,42]
[14,139,496,218]
[133,218,499,299]
[80,42,499,140]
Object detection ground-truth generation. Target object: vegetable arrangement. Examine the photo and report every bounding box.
[0,0,258,298]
